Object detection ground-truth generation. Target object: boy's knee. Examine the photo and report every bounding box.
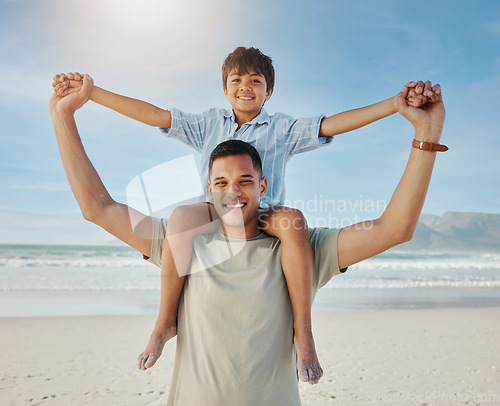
[169,204,190,222]
[168,203,216,234]
[261,207,308,233]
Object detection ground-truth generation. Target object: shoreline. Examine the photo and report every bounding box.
[1,308,499,405]
[2,287,500,318]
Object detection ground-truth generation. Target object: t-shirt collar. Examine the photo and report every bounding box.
[216,227,267,242]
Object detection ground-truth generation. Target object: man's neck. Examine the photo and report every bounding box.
[220,223,261,240]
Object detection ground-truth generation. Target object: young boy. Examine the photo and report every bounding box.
[53,47,437,385]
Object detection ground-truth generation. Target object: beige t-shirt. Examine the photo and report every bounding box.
[145,217,346,406]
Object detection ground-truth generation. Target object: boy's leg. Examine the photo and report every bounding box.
[138,235,183,370]
[259,207,323,385]
[138,203,219,370]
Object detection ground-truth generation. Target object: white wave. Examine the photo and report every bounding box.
[0,257,150,268]
[0,286,160,291]
[350,258,500,272]
[324,278,500,289]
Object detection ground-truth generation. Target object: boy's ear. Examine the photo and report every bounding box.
[260,177,268,197]
[265,88,273,101]
[223,88,231,102]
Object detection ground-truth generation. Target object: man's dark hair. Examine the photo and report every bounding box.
[222,47,275,93]
[209,140,263,177]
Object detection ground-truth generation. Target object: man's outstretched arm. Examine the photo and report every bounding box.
[337,82,446,270]
[49,75,153,257]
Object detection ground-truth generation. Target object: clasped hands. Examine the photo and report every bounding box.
[52,72,440,109]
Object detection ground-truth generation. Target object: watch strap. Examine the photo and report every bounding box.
[412,139,448,152]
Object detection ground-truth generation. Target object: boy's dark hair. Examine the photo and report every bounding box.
[209,140,263,177]
[222,47,275,93]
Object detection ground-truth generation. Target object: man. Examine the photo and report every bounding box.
[49,75,446,405]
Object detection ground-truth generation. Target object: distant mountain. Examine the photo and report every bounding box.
[394,212,500,252]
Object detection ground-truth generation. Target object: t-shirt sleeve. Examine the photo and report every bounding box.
[309,227,347,294]
[281,114,332,158]
[159,108,207,152]
[142,217,168,268]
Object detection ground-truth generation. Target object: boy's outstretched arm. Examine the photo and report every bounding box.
[53,72,172,128]
[319,81,440,137]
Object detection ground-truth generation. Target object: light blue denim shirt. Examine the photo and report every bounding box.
[160,108,332,208]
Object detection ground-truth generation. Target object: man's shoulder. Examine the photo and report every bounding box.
[307,227,341,261]
[307,227,347,292]
[308,227,348,276]
[308,226,339,239]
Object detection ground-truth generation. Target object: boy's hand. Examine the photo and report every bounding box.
[404,81,441,108]
[52,72,92,97]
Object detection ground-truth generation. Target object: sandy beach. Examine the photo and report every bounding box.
[1,308,499,406]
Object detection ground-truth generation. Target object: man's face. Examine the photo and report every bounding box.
[223,68,273,119]
[208,154,267,239]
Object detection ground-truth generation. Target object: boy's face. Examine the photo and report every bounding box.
[208,154,267,239]
[224,69,273,120]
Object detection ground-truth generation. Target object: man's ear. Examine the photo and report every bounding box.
[260,177,268,197]
[208,180,213,199]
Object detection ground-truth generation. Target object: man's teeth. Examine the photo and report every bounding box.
[226,203,244,208]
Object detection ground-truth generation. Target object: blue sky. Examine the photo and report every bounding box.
[1,0,499,245]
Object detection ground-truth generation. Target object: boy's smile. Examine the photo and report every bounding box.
[224,69,273,127]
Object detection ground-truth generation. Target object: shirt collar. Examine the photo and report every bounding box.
[223,108,270,125]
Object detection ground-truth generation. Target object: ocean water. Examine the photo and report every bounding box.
[1,244,500,317]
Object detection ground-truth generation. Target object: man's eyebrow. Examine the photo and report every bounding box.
[212,174,255,181]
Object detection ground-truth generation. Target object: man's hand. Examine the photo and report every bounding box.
[404,80,441,108]
[52,72,91,97]
[397,81,445,141]
[49,74,93,115]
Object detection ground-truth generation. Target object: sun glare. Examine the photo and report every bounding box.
[121,0,165,15]
[103,0,172,24]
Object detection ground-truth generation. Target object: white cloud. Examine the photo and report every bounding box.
[8,183,68,192]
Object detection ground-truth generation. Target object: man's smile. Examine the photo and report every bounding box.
[223,202,246,209]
